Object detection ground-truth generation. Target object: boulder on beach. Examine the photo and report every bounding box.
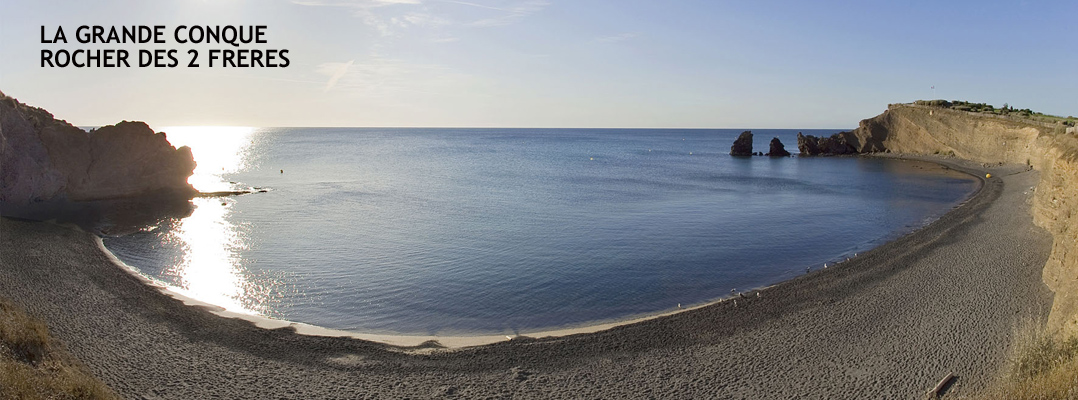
[730,131,753,156]
[767,137,791,157]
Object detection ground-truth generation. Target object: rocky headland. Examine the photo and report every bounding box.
[0,91,197,221]
[798,103,1078,336]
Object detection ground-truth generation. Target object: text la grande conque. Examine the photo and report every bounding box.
[40,25,290,68]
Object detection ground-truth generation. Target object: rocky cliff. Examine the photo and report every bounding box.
[1,91,197,213]
[822,104,1078,335]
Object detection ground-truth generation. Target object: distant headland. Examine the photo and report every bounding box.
[792,100,1078,338]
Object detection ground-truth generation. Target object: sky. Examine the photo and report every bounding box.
[1,0,1075,128]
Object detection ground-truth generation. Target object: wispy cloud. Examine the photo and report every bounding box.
[293,0,420,5]
[322,60,356,91]
[315,56,481,99]
[392,12,451,28]
[464,0,549,27]
[293,0,549,35]
[292,0,424,36]
[594,33,638,43]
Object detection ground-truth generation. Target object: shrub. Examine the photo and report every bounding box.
[981,321,1078,400]
[1,298,119,400]
[915,99,952,107]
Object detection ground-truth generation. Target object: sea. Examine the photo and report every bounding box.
[100,128,978,336]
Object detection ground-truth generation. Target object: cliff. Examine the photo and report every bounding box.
[0,91,197,212]
[823,104,1078,335]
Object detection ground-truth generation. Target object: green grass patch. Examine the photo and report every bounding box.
[913,100,1075,127]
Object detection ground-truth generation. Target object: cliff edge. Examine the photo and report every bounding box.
[0,91,197,212]
[817,104,1078,336]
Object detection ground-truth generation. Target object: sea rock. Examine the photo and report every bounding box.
[767,137,791,157]
[1,91,197,214]
[821,134,857,155]
[730,131,753,156]
[796,132,820,156]
[796,131,857,156]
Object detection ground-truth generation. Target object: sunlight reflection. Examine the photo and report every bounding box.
[164,197,263,314]
[160,126,256,192]
[154,126,267,316]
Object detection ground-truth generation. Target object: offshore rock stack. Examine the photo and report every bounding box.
[729,132,791,157]
[730,131,753,156]
[795,132,857,156]
[767,137,791,157]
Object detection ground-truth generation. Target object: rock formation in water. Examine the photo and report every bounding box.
[767,138,791,157]
[795,132,817,155]
[0,91,197,213]
[796,132,857,156]
[730,131,753,156]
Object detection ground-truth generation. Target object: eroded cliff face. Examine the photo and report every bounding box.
[0,91,196,210]
[840,104,1078,336]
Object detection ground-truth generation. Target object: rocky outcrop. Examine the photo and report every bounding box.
[821,103,1078,336]
[730,131,753,156]
[796,132,858,156]
[796,133,819,155]
[767,138,791,157]
[1,91,197,214]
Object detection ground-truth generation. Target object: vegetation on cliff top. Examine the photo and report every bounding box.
[0,297,118,400]
[912,99,1076,127]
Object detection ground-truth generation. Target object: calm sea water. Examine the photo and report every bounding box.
[102,128,977,335]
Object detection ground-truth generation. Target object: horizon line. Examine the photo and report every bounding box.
[77,125,856,131]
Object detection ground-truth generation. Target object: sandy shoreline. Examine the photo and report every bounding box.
[91,156,976,348]
[0,156,1055,398]
[98,234,723,349]
[97,231,740,349]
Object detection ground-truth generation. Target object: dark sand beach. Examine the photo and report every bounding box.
[0,158,1054,399]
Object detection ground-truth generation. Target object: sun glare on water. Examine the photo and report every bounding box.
[164,197,260,314]
[154,126,270,316]
[160,126,257,192]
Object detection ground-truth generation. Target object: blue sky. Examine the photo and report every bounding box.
[1,0,1075,127]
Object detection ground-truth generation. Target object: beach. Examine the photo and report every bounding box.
[0,157,1054,399]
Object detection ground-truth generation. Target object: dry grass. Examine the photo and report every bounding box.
[0,298,118,400]
[977,324,1078,400]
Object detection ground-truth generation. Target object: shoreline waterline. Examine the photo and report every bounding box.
[101,127,979,334]
[96,229,766,349]
[0,154,1055,398]
[91,154,982,349]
